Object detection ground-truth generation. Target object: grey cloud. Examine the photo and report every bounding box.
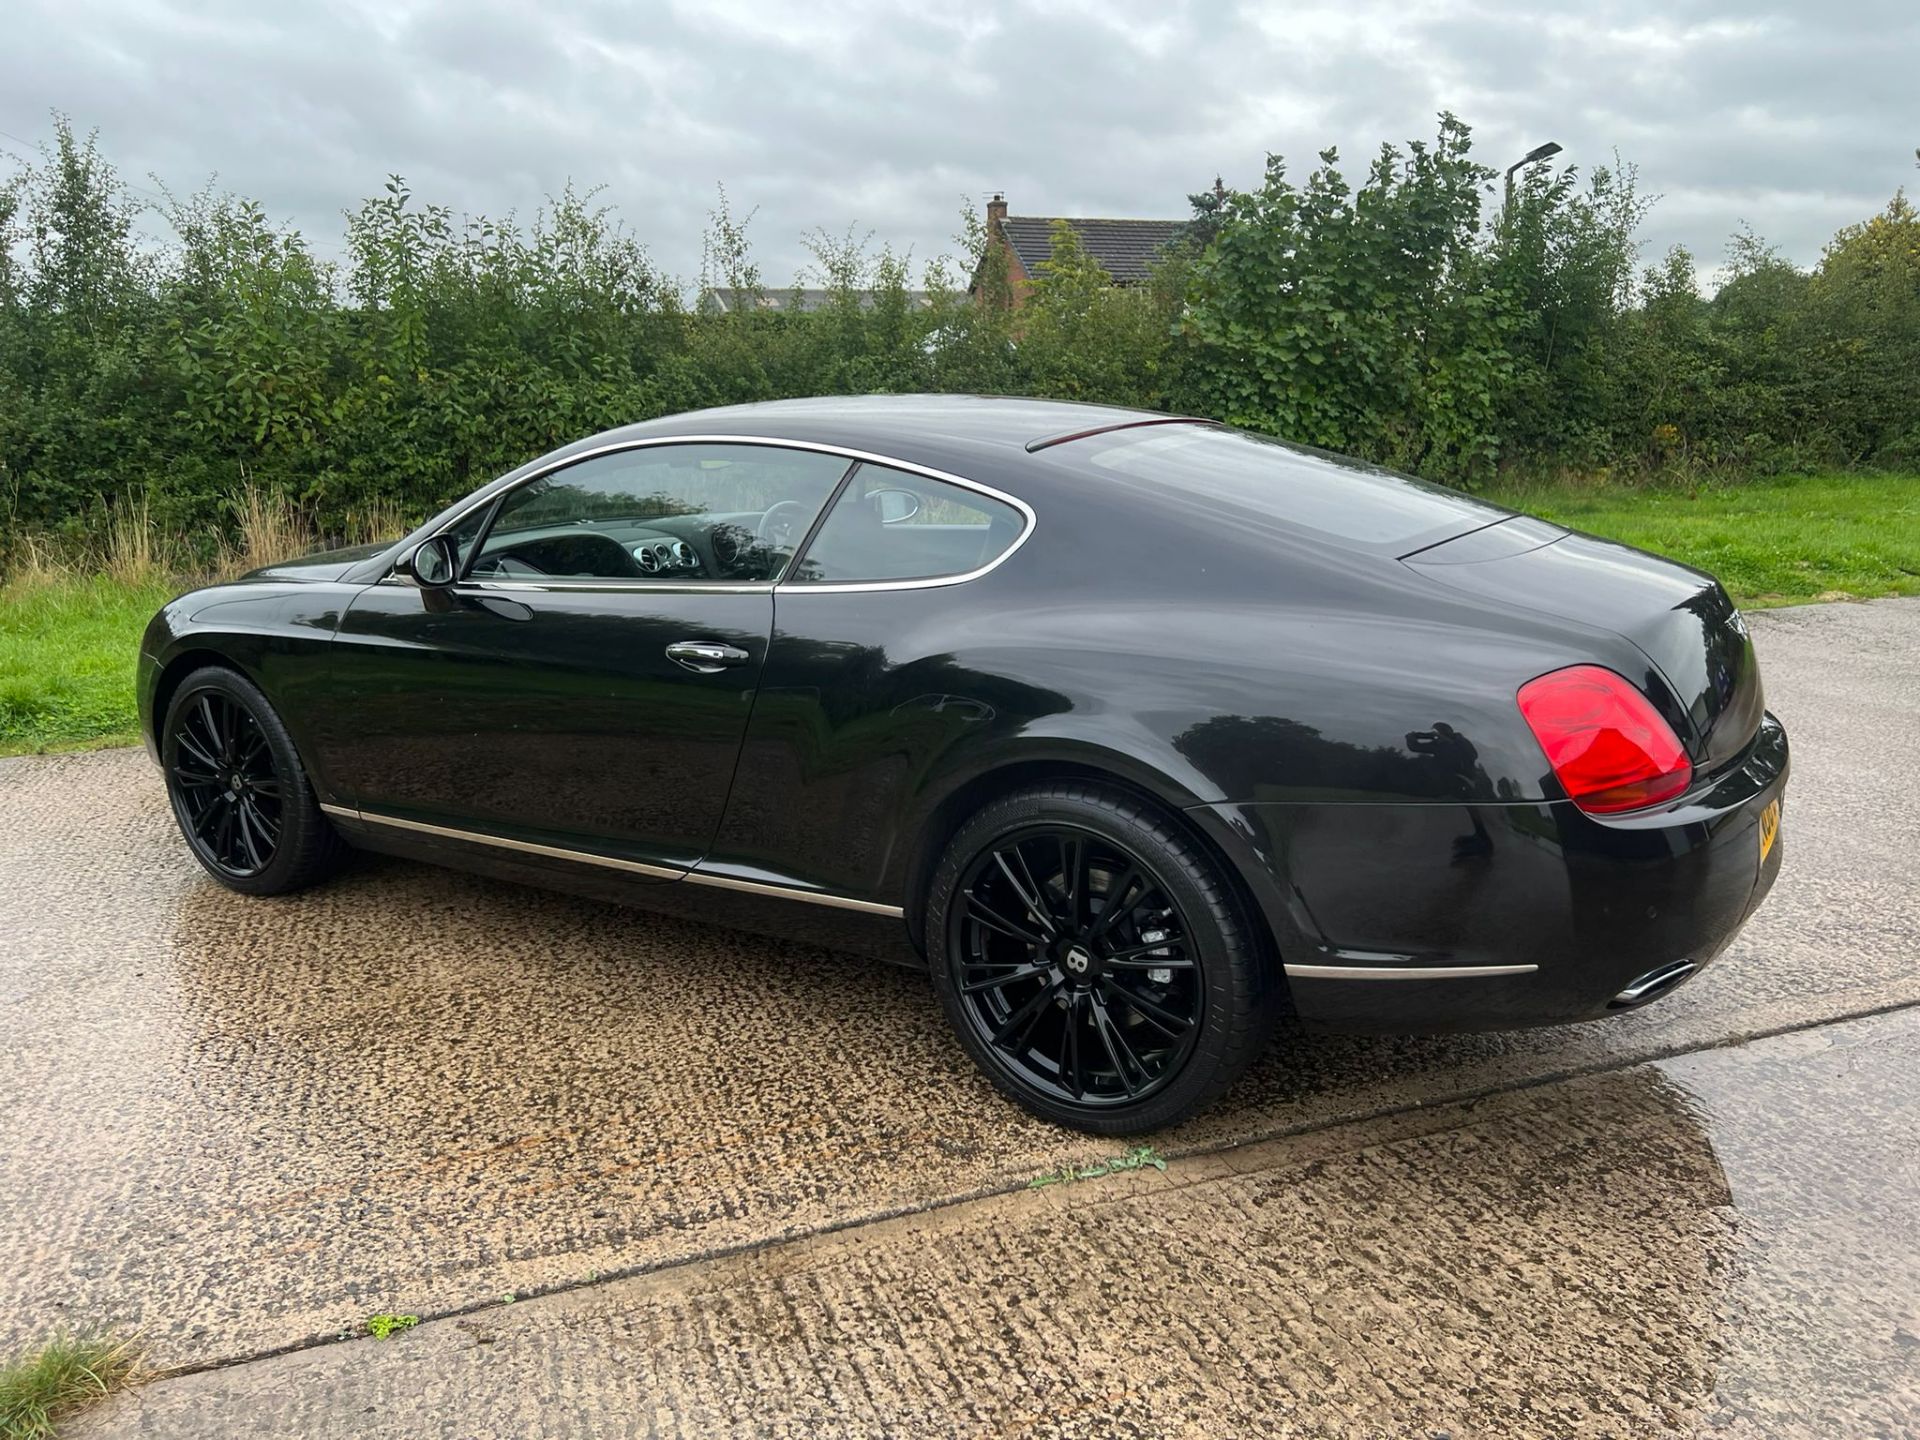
[3,0,1911,291]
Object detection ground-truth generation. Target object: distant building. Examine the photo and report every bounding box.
[699,287,934,316]
[975,193,1188,302]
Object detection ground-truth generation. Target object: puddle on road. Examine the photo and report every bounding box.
[1651,1013,1920,1433]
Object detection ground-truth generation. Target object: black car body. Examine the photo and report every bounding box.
[139,397,1788,1130]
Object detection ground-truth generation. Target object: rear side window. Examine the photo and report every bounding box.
[789,465,1025,585]
[1073,425,1508,549]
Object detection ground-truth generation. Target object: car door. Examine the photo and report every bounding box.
[314,441,855,874]
[703,462,1035,896]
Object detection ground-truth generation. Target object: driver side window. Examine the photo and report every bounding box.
[465,444,853,584]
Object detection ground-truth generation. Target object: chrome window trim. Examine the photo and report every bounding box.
[1282,962,1539,980]
[458,579,776,597]
[397,434,1036,595]
[775,460,1036,594]
[376,576,775,595]
[320,804,906,917]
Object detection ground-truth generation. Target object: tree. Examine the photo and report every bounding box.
[1183,177,1229,250]
[1018,222,1174,408]
[1181,114,1506,479]
[1796,192,1920,463]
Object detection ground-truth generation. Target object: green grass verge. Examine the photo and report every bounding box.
[0,1332,140,1440]
[0,574,177,758]
[0,472,1914,757]
[1483,471,1920,608]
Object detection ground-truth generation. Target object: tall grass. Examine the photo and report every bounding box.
[0,532,70,590]
[104,494,163,587]
[1,470,1911,759]
[343,497,416,548]
[230,487,317,572]
[0,1331,141,1439]
[0,485,417,590]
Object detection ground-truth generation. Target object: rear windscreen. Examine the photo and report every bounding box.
[1073,425,1510,549]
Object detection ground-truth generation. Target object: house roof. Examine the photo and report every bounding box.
[997,216,1188,284]
[700,286,932,315]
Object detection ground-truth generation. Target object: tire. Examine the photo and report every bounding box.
[160,665,348,896]
[927,781,1276,1134]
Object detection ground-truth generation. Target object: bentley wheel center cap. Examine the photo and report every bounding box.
[1063,945,1093,976]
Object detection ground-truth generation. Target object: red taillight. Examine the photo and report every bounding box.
[1517,665,1692,814]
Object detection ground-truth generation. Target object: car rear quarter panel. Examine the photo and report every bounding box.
[711,492,1646,924]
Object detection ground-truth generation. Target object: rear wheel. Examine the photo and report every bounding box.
[161,666,346,895]
[927,782,1274,1133]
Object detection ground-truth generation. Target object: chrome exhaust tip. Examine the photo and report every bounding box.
[1610,959,1698,1010]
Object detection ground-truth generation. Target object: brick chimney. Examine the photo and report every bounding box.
[973,193,1019,302]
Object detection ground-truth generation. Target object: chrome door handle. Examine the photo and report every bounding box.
[666,640,751,673]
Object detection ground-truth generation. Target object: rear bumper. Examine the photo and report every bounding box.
[1192,712,1789,1032]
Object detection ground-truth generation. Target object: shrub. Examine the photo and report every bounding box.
[2,112,1915,576]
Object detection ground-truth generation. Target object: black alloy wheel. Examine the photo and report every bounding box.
[953,825,1202,1106]
[170,688,281,876]
[161,667,346,895]
[929,783,1275,1133]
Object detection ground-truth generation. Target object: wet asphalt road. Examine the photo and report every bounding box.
[4,597,1918,1436]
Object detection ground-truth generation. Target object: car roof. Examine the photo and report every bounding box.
[567,395,1181,479]
[381,395,1510,589]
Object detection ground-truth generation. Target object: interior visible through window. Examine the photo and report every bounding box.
[788,465,1025,585]
[464,444,854,583]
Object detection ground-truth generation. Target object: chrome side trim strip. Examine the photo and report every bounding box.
[1283,962,1540,980]
[320,805,683,879]
[320,805,905,917]
[679,869,905,917]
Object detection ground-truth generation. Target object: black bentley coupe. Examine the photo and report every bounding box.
[140,397,1788,1132]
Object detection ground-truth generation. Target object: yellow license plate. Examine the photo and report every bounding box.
[1758,798,1781,863]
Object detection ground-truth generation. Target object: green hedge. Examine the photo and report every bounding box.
[3,114,1917,567]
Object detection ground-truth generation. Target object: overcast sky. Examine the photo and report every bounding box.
[5,0,1914,294]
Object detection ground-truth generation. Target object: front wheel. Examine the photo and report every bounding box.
[161,666,347,896]
[927,782,1276,1134]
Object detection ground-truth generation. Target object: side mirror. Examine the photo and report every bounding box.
[402,534,460,588]
[871,488,922,525]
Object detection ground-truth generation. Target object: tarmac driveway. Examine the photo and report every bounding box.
[4,597,1918,1435]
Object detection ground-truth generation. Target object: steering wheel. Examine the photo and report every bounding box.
[757,500,810,550]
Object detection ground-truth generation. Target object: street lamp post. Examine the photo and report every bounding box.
[1504,141,1564,209]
